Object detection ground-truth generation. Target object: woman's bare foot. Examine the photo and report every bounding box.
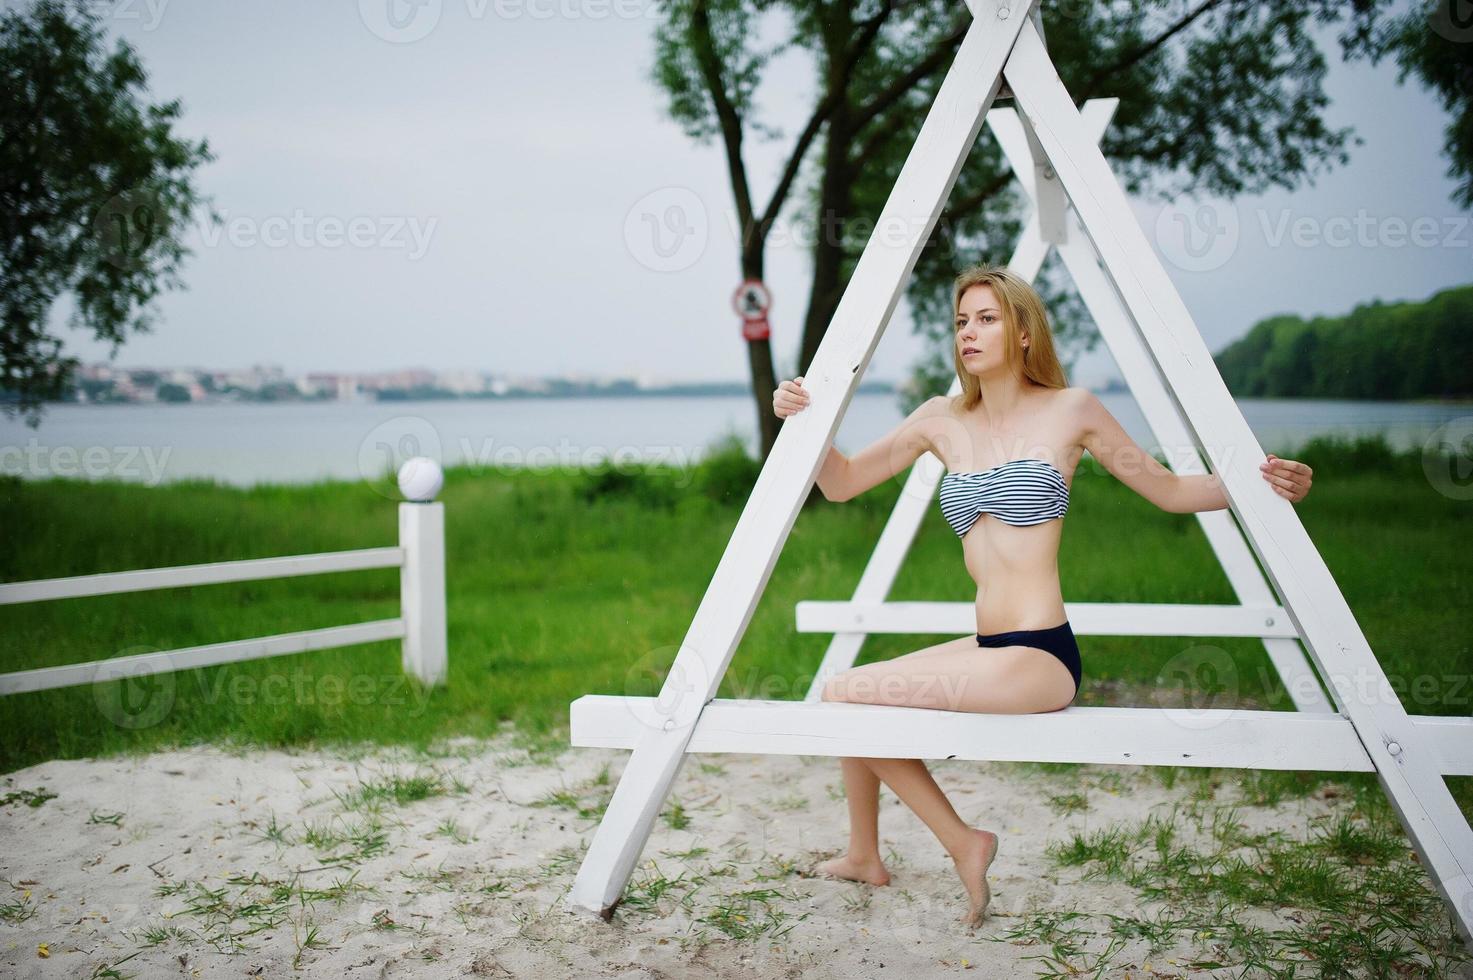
[952,829,999,929]
[813,853,891,886]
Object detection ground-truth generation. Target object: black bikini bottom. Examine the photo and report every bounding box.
[976,620,1081,700]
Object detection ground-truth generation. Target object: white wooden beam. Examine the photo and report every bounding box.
[0,620,406,695]
[0,548,404,605]
[568,0,1042,919]
[1015,101,1066,243]
[572,696,1473,776]
[399,502,447,687]
[1004,16,1473,942]
[796,600,1296,637]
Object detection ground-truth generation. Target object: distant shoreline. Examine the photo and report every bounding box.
[29,382,905,408]
[25,386,1473,408]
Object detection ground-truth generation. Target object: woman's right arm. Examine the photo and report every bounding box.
[773,376,943,502]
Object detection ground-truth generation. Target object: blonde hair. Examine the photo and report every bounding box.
[948,263,1068,412]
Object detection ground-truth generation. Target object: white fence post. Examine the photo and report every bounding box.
[399,501,447,686]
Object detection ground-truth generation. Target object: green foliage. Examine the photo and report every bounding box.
[692,432,761,505]
[1368,2,1473,209]
[572,432,766,511]
[1214,284,1473,399]
[1285,432,1405,479]
[647,0,1409,404]
[0,0,216,429]
[574,460,680,511]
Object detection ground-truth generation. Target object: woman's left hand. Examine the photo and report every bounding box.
[1261,453,1313,502]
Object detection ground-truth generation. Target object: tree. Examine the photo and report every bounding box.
[649,0,1398,459]
[0,0,215,428]
[1361,0,1473,209]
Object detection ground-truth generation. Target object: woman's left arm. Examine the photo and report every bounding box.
[1259,453,1314,503]
[1074,389,1313,512]
[1170,453,1314,509]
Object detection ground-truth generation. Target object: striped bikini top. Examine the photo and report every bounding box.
[938,458,1069,536]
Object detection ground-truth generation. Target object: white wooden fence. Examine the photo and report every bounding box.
[0,501,446,695]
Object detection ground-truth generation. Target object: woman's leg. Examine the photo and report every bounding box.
[814,757,891,885]
[859,756,998,927]
[815,636,979,886]
[817,639,1075,926]
[821,641,1077,715]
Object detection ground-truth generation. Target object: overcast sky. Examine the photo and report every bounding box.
[50,0,1473,387]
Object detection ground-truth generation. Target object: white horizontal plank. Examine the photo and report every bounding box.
[794,601,1296,637]
[1410,715,1473,779]
[570,696,1473,775]
[0,619,406,695]
[0,548,405,605]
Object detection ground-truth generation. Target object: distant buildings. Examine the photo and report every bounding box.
[64,363,1135,406]
[64,364,892,404]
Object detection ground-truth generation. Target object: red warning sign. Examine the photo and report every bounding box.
[733,279,772,341]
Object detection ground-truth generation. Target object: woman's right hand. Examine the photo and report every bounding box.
[773,376,810,418]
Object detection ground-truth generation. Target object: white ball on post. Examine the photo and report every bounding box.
[397,456,444,502]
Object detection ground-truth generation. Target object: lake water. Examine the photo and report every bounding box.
[1,393,1468,488]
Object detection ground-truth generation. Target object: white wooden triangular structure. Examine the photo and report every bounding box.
[566,0,1473,943]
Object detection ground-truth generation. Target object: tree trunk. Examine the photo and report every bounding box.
[798,101,856,382]
[789,45,857,508]
[747,333,778,459]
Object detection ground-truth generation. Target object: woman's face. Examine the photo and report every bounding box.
[955,284,1019,376]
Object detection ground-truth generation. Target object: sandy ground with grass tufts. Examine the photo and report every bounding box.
[1,724,1468,979]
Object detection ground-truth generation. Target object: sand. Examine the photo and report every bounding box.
[0,726,1462,979]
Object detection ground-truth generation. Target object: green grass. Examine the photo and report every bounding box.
[1006,798,1471,976]
[1,431,1469,821]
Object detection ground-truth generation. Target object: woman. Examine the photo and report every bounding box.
[770,263,1313,929]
